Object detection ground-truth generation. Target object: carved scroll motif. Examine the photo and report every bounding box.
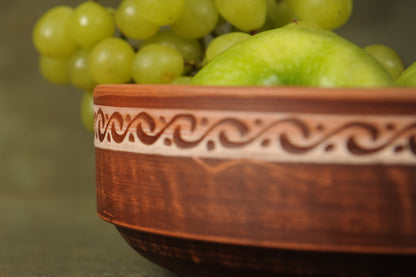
[94,105,416,165]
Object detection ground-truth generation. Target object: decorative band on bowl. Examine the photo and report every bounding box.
[94,105,416,165]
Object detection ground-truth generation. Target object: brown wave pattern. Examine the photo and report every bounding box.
[95,108,416,157]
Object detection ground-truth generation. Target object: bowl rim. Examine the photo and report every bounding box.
[94,84,416,103]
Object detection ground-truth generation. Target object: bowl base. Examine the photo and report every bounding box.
[116,225,416,277]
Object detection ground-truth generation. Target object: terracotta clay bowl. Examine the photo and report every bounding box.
[94,84,416,276]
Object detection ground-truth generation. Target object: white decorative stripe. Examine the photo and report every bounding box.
[94,105,416,165]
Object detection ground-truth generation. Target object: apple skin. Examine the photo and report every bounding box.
[191,22,394,87]
[397,61,416,87]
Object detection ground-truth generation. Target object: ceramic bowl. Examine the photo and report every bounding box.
[94,84,416,276]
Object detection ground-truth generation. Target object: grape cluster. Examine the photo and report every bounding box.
[33,0,412,132]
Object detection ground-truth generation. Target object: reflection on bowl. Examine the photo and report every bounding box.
[94,84,416,276]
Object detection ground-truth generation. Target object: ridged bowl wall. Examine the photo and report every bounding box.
[94,84,416,276]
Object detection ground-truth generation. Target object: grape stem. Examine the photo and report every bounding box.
[185,60,202,77]
[209,31,219,39]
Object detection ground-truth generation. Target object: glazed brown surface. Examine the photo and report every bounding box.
[94,84,416,115]
[116,226,416,277]
[97,149,416,254]
[94,84,416,276]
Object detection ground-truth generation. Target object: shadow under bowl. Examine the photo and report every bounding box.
[94,84,416,276]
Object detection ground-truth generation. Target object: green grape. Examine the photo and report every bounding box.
[136,0,185,25]
[143,28,202,65]
[214,0,267,32]
[68,49,97,91]
[205,32,251,64]
[38,55,69,85]
[33,6,78,58]
[364,44,404,81]
[115,0,159,40]
[69,2,115,49]
[131,44,184,84]
[284,0,352,30]
[397,61,416,87]
[171,0,219,39]
[106,7,116,16]
[266,0,295,28]
[89,37,135,84]
[81,91,94,133]
[171,76,192,84]
[258,17,275,32]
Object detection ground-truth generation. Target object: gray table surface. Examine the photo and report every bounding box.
[0,190,177,277]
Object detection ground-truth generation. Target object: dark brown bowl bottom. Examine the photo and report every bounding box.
[116,225,416,277]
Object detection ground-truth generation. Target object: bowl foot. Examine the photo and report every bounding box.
[116,225,416,276]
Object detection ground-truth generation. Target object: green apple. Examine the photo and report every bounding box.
[191,22,394,87]
[397,61,416,87]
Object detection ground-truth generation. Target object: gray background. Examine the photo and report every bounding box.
[0,0,415,276]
